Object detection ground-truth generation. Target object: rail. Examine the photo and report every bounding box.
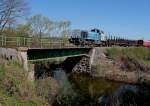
[0,35,78,49]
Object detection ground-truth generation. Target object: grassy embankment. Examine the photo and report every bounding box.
[0,61,44,106]
[106,47,150,82]
[106,47,150,65]
[92,47,150,83]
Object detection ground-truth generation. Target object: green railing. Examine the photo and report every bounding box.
[0,35,76,48]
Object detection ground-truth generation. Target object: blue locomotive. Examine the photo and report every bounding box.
[69,29,105,46]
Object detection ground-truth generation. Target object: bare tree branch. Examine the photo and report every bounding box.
[28,14,54,38]
[0,0,29,34]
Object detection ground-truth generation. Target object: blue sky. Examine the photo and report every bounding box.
[27,0,150,40]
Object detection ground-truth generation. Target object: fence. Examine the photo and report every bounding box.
[0,36,76,48]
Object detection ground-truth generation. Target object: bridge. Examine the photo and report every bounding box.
[0,36,94,80]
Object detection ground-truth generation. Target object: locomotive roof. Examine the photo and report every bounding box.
[91,29,104,34]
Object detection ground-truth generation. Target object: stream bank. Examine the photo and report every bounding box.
[91,47,150,84]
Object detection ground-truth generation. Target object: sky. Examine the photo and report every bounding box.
[27,0,150,40]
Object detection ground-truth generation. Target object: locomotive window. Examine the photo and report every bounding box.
[91,29,100,33]
[82,34,87,38]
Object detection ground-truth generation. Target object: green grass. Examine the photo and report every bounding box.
[0,90,40,106]
[106,47,150,64]
[0,62,43,106]
[144,60,150,65]
[0,65,5,77]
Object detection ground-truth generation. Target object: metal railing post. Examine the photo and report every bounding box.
[18,37,20,46]
[1,35,3,46]
[16,37,18,46]
[23,37,26,46]
[40,38,42,48]
[49,40,51,48]
[4,36,6,46]
[60,41,61,48]
[17,37,20,47]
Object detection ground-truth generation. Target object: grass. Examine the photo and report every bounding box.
[0,61,44,106]
[144,60,150,65]
[0,90,40,106]
[106,47,150,64]
[0,65,5,78]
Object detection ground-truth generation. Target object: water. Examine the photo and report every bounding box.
[51,68,150,106]
[53,68,72,93]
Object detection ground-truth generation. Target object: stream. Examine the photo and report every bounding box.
[51,68,150,106]
[34,62,150,106]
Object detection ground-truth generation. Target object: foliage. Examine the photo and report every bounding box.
[0,65,5,78]
[28,14,53,38]
[16,23,31,37]
[28,14,71,38]
[35,77,59,104]
[0,61,43,106]
[2,23,31,37]
[0,90,40,106]
[106,47,150,64]
[0,1,71,38]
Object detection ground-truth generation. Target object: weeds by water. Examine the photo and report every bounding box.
[106,47,150,64]
[105,47,150,73]
[0,60,44,106]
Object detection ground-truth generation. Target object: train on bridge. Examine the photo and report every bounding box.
[69,29,150,47]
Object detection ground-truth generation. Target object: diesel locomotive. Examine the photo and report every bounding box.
[69,29,105,46]
[69,29,148,47]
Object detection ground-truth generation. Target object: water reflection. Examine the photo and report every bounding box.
[52,69,121,106]
[53,68,72,92]
[51,68,150,106]
[69,74,121,106]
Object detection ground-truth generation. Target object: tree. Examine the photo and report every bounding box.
[61,20,71,37]
[16,23,31,36]
[0,0,29,33]
[28,14,71,38]
[54,20,71,38]
[28,14,54,38]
